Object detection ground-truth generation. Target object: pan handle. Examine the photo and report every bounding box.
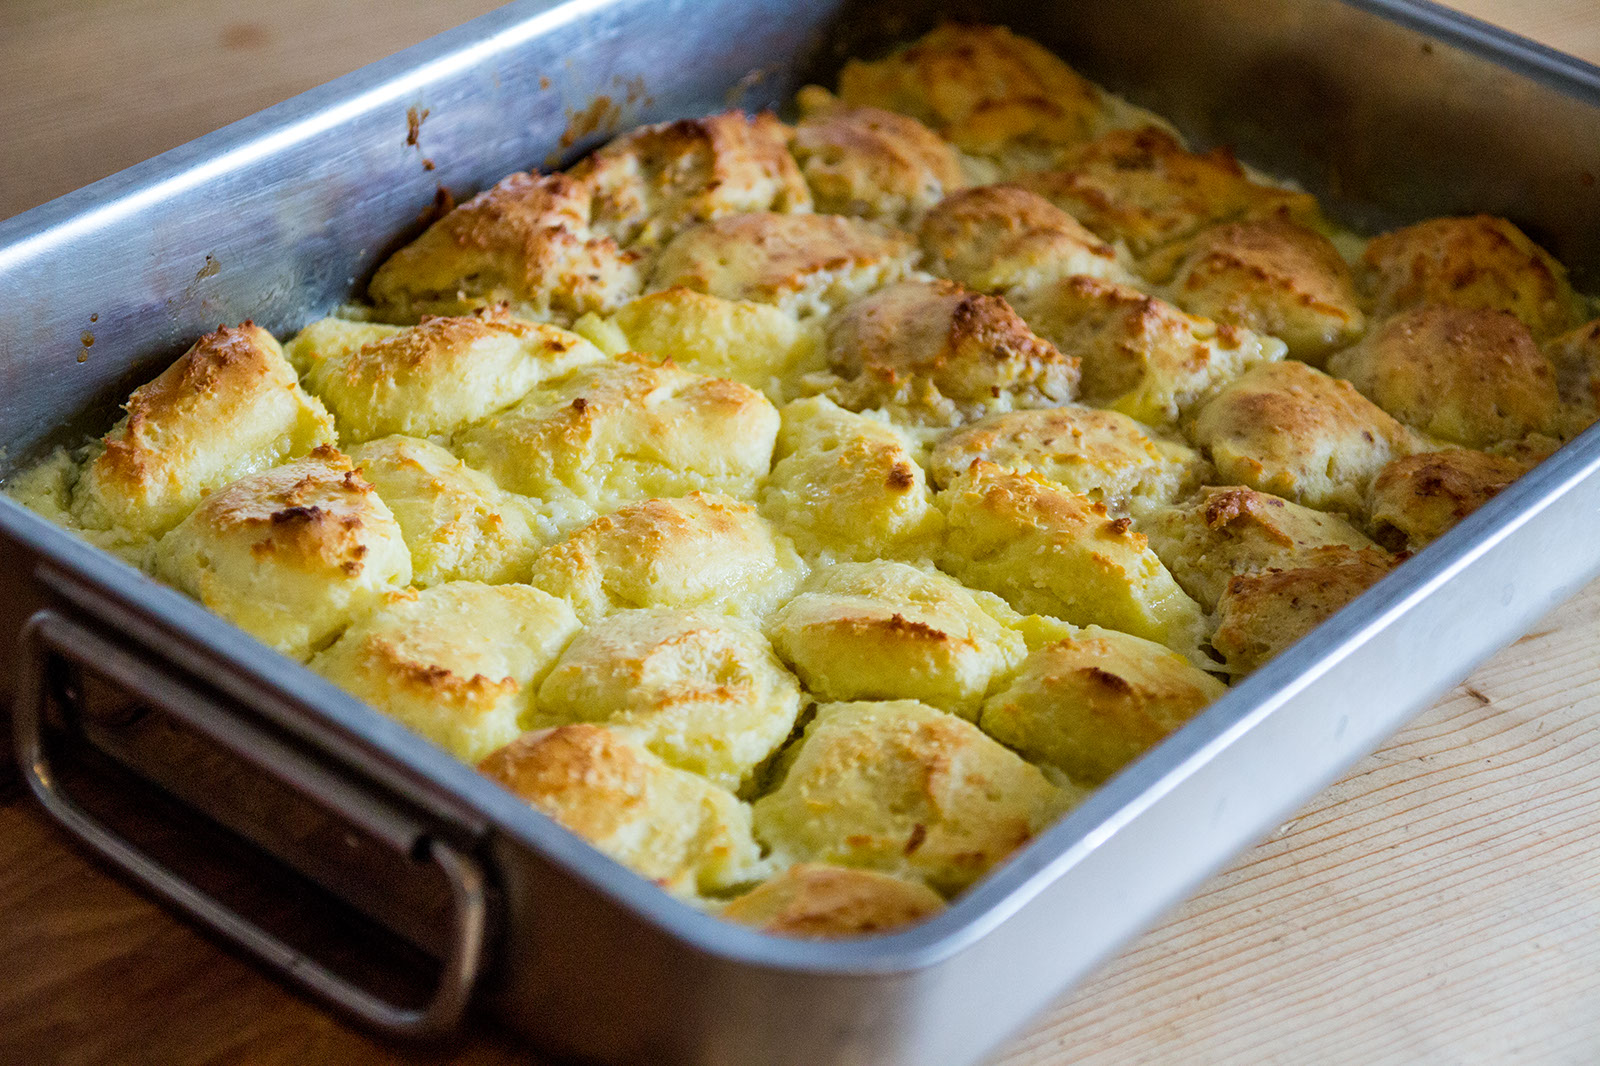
[11,608,489,1041]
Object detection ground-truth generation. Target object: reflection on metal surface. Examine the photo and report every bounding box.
[13,609,489,1039]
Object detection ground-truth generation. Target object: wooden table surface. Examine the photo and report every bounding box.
[4,2,1600,1064]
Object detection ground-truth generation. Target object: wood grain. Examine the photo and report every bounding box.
[1448,0,1600,60]
[3,2,1600,1065]
[0,0,505,220]
[999,584,1600,1065]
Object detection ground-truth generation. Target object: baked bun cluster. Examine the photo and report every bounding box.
[12,22,1594,936]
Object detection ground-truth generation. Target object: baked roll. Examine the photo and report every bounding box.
[752,699,1068,893]
[918,183,1129,293]
[287,311,602,443]
[1010,275,1284,429]
[528,492,805,624]
[770,560,1030,720]
[153,447,412,660]
[368,171,643,325]
[1167,217,1365,363]
[980,627,1227,784]
[759,397,942,563]
[312,581,579,762]
[937,463,1208,658]
[1017,127,1320,256]
[720,863,943,937]
[821,278,1078,425]
[535,607,803,790]
[579,286,822,399]
[480,725,767,896]
[929,405,1206,510]
[454,355,779,518]
[1142,485,1381,611]
[1328,304,1562,448]
[349,435,548,587]
[571,109,811,250]
[834,23,1104,169]
[649,211,918,318]
[1188,360,1419,516]
[1543,317,1600,434]
[1211,546,1397,674]
[790,95,967,225]
[1367,448,1532,551]
[1362,214,1581,338]
[73,322,334,540]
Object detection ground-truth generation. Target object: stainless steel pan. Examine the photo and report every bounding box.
[4,1,1600,1062]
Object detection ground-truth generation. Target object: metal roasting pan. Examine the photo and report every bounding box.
[5,1,1600,1062]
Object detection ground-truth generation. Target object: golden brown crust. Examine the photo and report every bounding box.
[535,607,802,790]
[1168,217,1366,363]
[751,699,1066,894]
[454,355,780,515]
[527,492,805,623]
[917,183,1128,293]
[368,171,643,325]
[790,103,967,225]
[1210,546,1397,674]
[821,278,1079,424]
[310,582,578,763]
[153,447,412,660]
[163,447,381,570]
[27,22,1598,934]
[479,724,765,895]
[1327,305,1561,448]
[769,561,1027,720]
[834,23,1103,162]
[1367,448,1530,551]
[648,211,918,317]
[1188,360,1419,516]
[1009,274,1285,428]
[937,463,1207,656]
[1361,215,1580,338]
[293,311,604,442]
[928,405,1206,508]
[74,323,335,538]
[720,864,943,937]
[1016,127,1320,256]
[979,628,1228,784]
[1142,485,1380,610]
[572,110,812,250]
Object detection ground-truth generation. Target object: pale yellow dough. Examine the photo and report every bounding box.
[535,607,802,790]
[311,581,579,763]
